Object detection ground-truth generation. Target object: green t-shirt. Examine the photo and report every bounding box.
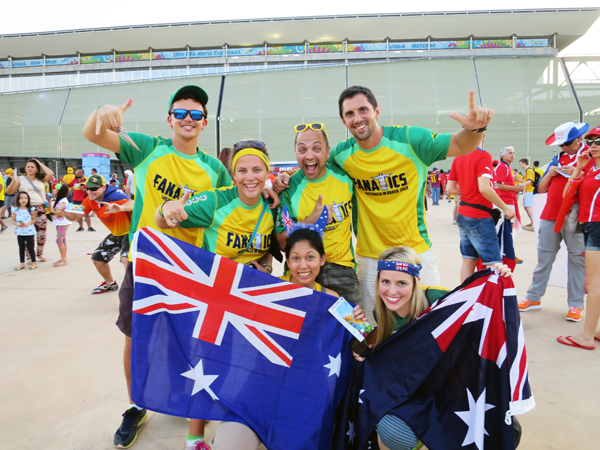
[274,164,355,268]
[179,186,276,264]
[117,132,232,246]
[328,126,451,257]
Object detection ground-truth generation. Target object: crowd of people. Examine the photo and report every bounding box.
[1,82,599,450]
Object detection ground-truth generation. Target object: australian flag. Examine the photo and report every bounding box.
[130,227,355,450]
[333,270,534,450]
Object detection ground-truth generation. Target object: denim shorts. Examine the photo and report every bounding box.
[581,222,600,251]
[457,213,502,265]
[523,192,533,208]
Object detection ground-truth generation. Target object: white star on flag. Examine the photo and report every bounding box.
[324,353,342,377]
[347,421,355,444]
[358,389,365,404]
[181,359,219,401]
[455,387,495,450]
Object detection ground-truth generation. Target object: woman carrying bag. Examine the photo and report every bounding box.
[6,158,55,262]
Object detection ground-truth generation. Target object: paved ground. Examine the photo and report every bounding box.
[0,200,598,449]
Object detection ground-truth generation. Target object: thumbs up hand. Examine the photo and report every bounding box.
[161,190,192,228]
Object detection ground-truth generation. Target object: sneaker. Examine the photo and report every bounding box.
[452,221,457,225]
[518,298,541,312]
[114,407,147,448]
[185,442,212,450]
[515,257,523,264]
[92,281,119,294]
[88,227,96,232]
[76,227,85,232]
[0,225,7,233]
[566,307,583,322]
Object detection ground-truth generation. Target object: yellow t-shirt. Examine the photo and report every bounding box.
[180,186,276,265]
[275,165,355,268]
[329,126,451,257]
[524,168,536,193]
[117,132,233,249]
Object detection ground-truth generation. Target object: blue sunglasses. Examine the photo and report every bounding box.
[170,109,204,121]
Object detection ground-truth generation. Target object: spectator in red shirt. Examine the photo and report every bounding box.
[520,122,593,322]
[494,146,524,211]
[558,125,600,349]
[447,147,516,282]
[68,170,95,232]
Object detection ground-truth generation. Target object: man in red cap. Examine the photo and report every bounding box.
[519,122,593,321]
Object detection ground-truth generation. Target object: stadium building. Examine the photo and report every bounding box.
[1,8,599,175]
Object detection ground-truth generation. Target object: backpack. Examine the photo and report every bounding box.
[528,168,542,189]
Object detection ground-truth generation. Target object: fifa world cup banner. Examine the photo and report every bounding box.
[129,227,355,450]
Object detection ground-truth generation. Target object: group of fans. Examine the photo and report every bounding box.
[3,80,599,449]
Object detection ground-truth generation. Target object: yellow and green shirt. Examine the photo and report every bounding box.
[329,126,451,258]
[274,165,355,269]
[180,186,276,265]
[117,132,232,246]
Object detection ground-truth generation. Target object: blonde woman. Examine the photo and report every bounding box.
[353,247,511,450]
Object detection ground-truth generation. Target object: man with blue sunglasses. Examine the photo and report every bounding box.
[83,85,233,449]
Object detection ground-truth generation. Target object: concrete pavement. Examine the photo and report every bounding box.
[0,200,598,449]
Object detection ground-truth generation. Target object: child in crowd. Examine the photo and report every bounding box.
[50,184,71,267]
[12,192,37,271]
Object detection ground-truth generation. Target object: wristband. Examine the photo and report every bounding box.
[96,104,104,111]
[261,263,273,275]
[469,126,487,133]
[158,200,169,218]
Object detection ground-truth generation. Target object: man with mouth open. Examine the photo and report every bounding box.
[274,123,359,303]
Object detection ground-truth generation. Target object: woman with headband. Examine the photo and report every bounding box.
[353,247,511,450]
[155,140,276,450]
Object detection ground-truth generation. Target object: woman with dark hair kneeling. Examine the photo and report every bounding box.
[282,228,339,297]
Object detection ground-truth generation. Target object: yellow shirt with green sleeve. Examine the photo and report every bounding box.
[328,126,451,258]
[274,164,355,269]
[116,132,233,247]
[179,186,276,265]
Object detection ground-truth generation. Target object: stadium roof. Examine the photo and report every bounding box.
[1,8,599,60]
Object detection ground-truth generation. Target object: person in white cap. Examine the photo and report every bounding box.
[519,122,594,322]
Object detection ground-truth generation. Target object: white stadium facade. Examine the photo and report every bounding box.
[1,8,600,174]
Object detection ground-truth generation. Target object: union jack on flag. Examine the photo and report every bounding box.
[133,227,309,367]
[130,227,355,450]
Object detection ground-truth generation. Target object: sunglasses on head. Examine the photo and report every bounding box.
[85,186,101,192]
[294,122,329,138]
[233,140,266,151]
[170,109,204,121]
[586,138,600,146]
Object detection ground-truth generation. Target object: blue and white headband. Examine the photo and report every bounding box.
[377,260,422,278]
[281,205,328,238]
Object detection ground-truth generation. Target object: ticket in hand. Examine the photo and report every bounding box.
[329,297,374,342]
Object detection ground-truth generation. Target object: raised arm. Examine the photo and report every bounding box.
[82,98,133,153]
[447,91,494,158]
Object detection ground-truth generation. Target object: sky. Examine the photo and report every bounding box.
[3,1,599,55]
